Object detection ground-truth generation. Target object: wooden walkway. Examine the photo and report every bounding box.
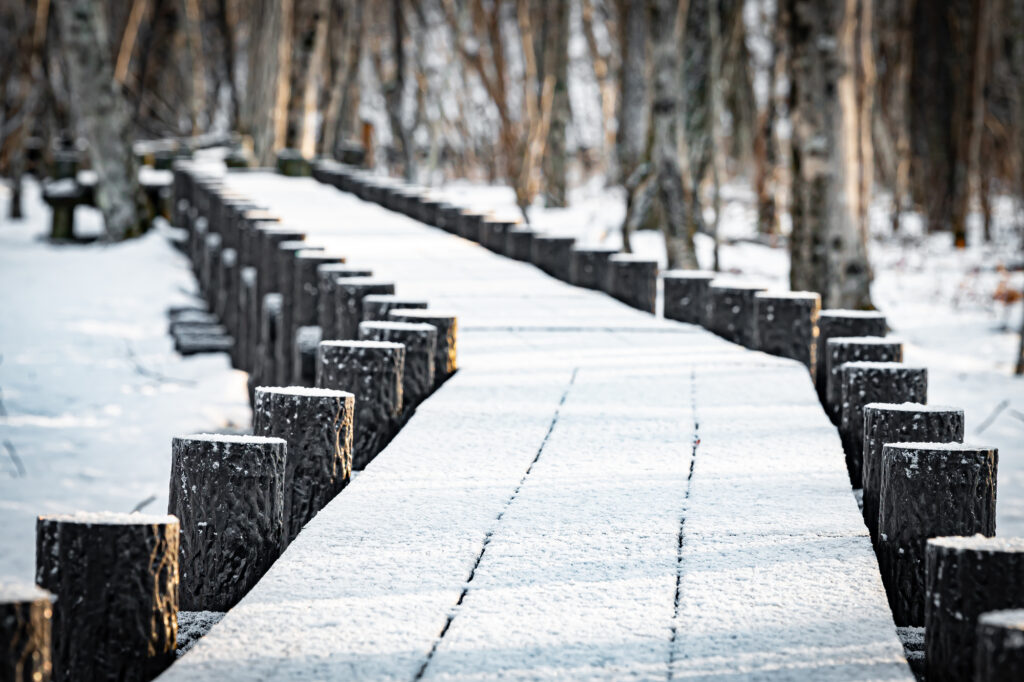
[158,172,911,680]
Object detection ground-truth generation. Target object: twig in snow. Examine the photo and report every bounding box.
[131,495,157,513]
[975,399,1010,435]
[4,440,25,478]
[1008,409,1024,426]
[125,341,196,386]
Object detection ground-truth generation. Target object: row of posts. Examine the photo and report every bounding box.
[2,161,464,681]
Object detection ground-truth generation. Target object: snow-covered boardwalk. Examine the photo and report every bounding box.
[160,173,910,680]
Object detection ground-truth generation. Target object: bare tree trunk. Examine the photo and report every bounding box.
[244,0,291,164]
[321,0,364,157]
[652,0,697,269]
[217,0,240,129]
[542,0,569,207]
[683,0,711,245]
[386,0,413,179]
[1010,0,1024,373]
[753,0,779,237]
[708,0,724,271]
[181,0,205,135]
[55,0,140,240]
[615,0,648,249]
[889,0,914,234]
[786,0,873,308]
[581,0,616,178]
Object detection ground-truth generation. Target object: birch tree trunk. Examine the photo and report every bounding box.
[55,0,139,240]
[542,0,569,207]
[651,0,697,269]
[786,0,873,309]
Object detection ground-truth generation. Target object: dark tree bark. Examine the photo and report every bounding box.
[541,0,569,207]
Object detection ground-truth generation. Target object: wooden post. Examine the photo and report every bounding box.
[753,292,821,370]
[333,278,397,340]
[169,434,286,611]
[253,387,354,543]
[815,310,887,406]
[292,326,323,386]
[275,244,324,384]
[531,236,576,281]
[862,404,964,544]
[256,227,306,304]
[878,443,997,626]
[708,283,768,347]
[359,321,438,410]
[0,582,52,682]
[388,310,458,387]
[975,609,1024,681]
[316,265,374,335]
[316,341,405,469]
[663,271,716,326]
[608,254,658,313]
[506,227,537,261]
[570,247,619,290]
[825,337,902,423]
[839,361,927,486]
[925,536,1024,682]
[35,512,179,681]
[250,294,284,407]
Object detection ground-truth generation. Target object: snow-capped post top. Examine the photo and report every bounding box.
[814,309,888,403]
[359,321,439,410]
[333,278,397,340]
[707,282,768,349]
[361,294,429,322]
[752,291,821,371]
[531,235,576,281]
[35,510,179,681]
[663,270,717,327]
[925,535,1024,682]
[168,434,287,612]
[877,442,996,627]
[569,246,619,290]
[976,609,1024,681]
[861,403,964,544]
[387,310,458,386]
[0,583,52,681]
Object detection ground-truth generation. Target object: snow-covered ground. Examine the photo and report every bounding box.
[437,176,1024,537]
[0,179,250,582]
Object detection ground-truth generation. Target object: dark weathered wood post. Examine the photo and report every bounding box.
[292,326,323,386]
[878,443,997,626]
[753,292,821,370]
[388,310,458,387]
[334,278,397,340]
[862,404,964,543]
[291,252,345,342]
[201,233,223,307]
[168,434,286,611]
[839,361,927,486]
[531,236,576,281]
[457,210,486,241]
[359,321,438,410]
[569,246,619,289]
[663,271,716,326]
[35,512,179,681]
[215,247,238,332]
[275,245,325,384]
[361,295,429,322]
[235,267,258,371]
[926,536,1024,682]
[0,582,52,682]
[975,609,1024,681]
[316,341,405,469]
[316,265,374,336]
[250,293,283,405]
[707,283,767,347]
[256,227,306,304]
[608,254,658,313]
[506,227,536,261]
[815,310,887,406]
[824,337,903,424]
[253,387,354,543]
[481,218,518,254]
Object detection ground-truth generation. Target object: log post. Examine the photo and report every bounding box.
[256,227,306,304]
[168,434,286,611]
[316,265,374,335]
[201,233,223,307]
[359,321,438,410]
[662,271,716,326]
[707,283,768,347]
[878,443,997,626]
[531,236,576,281]
[457,210,486,241]
[506,227,537,261]
[815,310,887,406]
[437,204,462,234]
[253,387,354,543]
[361,295,429,322]
[975,609,1024,681]
[275,244,324,385]
[752,292,821,370]
[250,293,283,407]
[839,361,928,486]
[215,248,238,331]
[569,246,619,290]
[481,218,518,254]
[0,582,52,682]
[388,310,458,387]
[292,326,323,386]
[333,278,396,340]
[824,337,903,424]
[235,267,258,372]
[925,536,1024,682]
[608,254,658,313]
[862,403,964,543]
[35,512,179,681]
[316,341,405,469]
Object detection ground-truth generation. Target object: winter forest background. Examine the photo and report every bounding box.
[1,0,1023,372]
